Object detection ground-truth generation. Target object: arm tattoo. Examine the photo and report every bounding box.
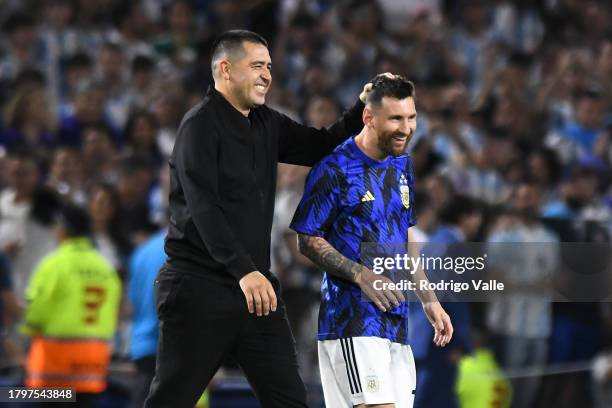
[297,234,364,282]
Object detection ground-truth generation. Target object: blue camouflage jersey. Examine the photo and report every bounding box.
[290,136,416,344]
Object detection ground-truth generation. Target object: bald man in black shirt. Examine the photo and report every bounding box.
[145,30,375,407]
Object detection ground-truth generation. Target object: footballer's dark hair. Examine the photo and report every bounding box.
[366,74,415,107]
[56,202,92,238]
[211,30,268,76]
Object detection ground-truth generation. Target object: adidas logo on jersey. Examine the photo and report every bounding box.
[361,191,375,202]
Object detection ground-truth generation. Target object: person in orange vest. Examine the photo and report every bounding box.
[21,202,121,407]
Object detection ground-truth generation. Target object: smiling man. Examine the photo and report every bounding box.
[291,74,453,408]
[145,30,374,408]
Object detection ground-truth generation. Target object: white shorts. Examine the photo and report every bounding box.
[318,336,416,407]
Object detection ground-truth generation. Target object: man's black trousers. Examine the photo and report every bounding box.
[144,267,308,408]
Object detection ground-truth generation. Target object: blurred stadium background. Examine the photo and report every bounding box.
[0,0,610,407]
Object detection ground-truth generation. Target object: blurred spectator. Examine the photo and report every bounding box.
[410,136,442,178]
[123,110,162,165]
[60,52,94,105]
[273,12,322,99]
[126,153,170,406]
[46,146,87,205]
[80,124,119,184]
[73,0,114,53]
[332,0,381,106]
[10,68,48,96]
[456,330,511,408]
[579,1,610,50]
[108,1,154,61]
[128,228,165,408]
[430,84,483,165]
[0,12,46,84]
[40,0,79,55]
[545,90,609,166]
[115,155,156,253]
[489,92,534,144]
[526,147,562,206]
[449,0,493,96]
[537,49,589,129]
[0,252,21,362]
[126,55,156,109]
[423,174,454,210]
[491,0,544,55]
[271,164,318,385]
[97,42,130,129]
[149,81,186,158]
[595,36,612,97]
[451,139,511,205]
[21,202,121,407]
[155,0,198,76]
[377,0,442,35]
[0,151,58,300]
[542,167,610,222]
[486,182,559,408]
[1,85,58,162]
[411,190,436,244]
[392,11,461,85]
[412,195,482,408]
[303,94,340,129]
[88,183,125,272]
[538,176,610,408]
[147,159,170,228]
[39,0,79,101]
[58,82,119,147]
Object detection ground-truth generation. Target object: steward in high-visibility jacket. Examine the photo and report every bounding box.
[456,348,512,408]
[21,203,121,394]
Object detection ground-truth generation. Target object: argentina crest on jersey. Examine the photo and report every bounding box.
[399,173,410,209]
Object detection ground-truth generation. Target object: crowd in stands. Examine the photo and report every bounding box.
[0,0,610,407]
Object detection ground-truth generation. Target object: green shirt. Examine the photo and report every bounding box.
[22,238,121,339]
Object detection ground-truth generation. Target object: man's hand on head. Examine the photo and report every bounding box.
[359,72,397,103]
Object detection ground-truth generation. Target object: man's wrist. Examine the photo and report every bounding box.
[422,298,440,307]
[353,267,364,284]
[419,290,439,304]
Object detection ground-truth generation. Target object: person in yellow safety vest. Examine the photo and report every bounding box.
[456,331,512,408]
[21,202,121,406]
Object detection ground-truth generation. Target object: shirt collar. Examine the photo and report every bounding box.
[59,237,92,251]
[207,86,253,122]
[349,136,392,168]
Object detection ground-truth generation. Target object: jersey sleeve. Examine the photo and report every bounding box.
[290,160,342,237]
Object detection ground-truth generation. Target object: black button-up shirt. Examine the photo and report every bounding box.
[165,87,364,285]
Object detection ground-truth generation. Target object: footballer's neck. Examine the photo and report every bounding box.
[215,82,251,117]
[355,130,387,162]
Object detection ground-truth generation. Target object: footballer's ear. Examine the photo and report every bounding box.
[363,105,375,128]
[218,59,232,80]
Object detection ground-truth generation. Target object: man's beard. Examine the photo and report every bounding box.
[378,131,408,157]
